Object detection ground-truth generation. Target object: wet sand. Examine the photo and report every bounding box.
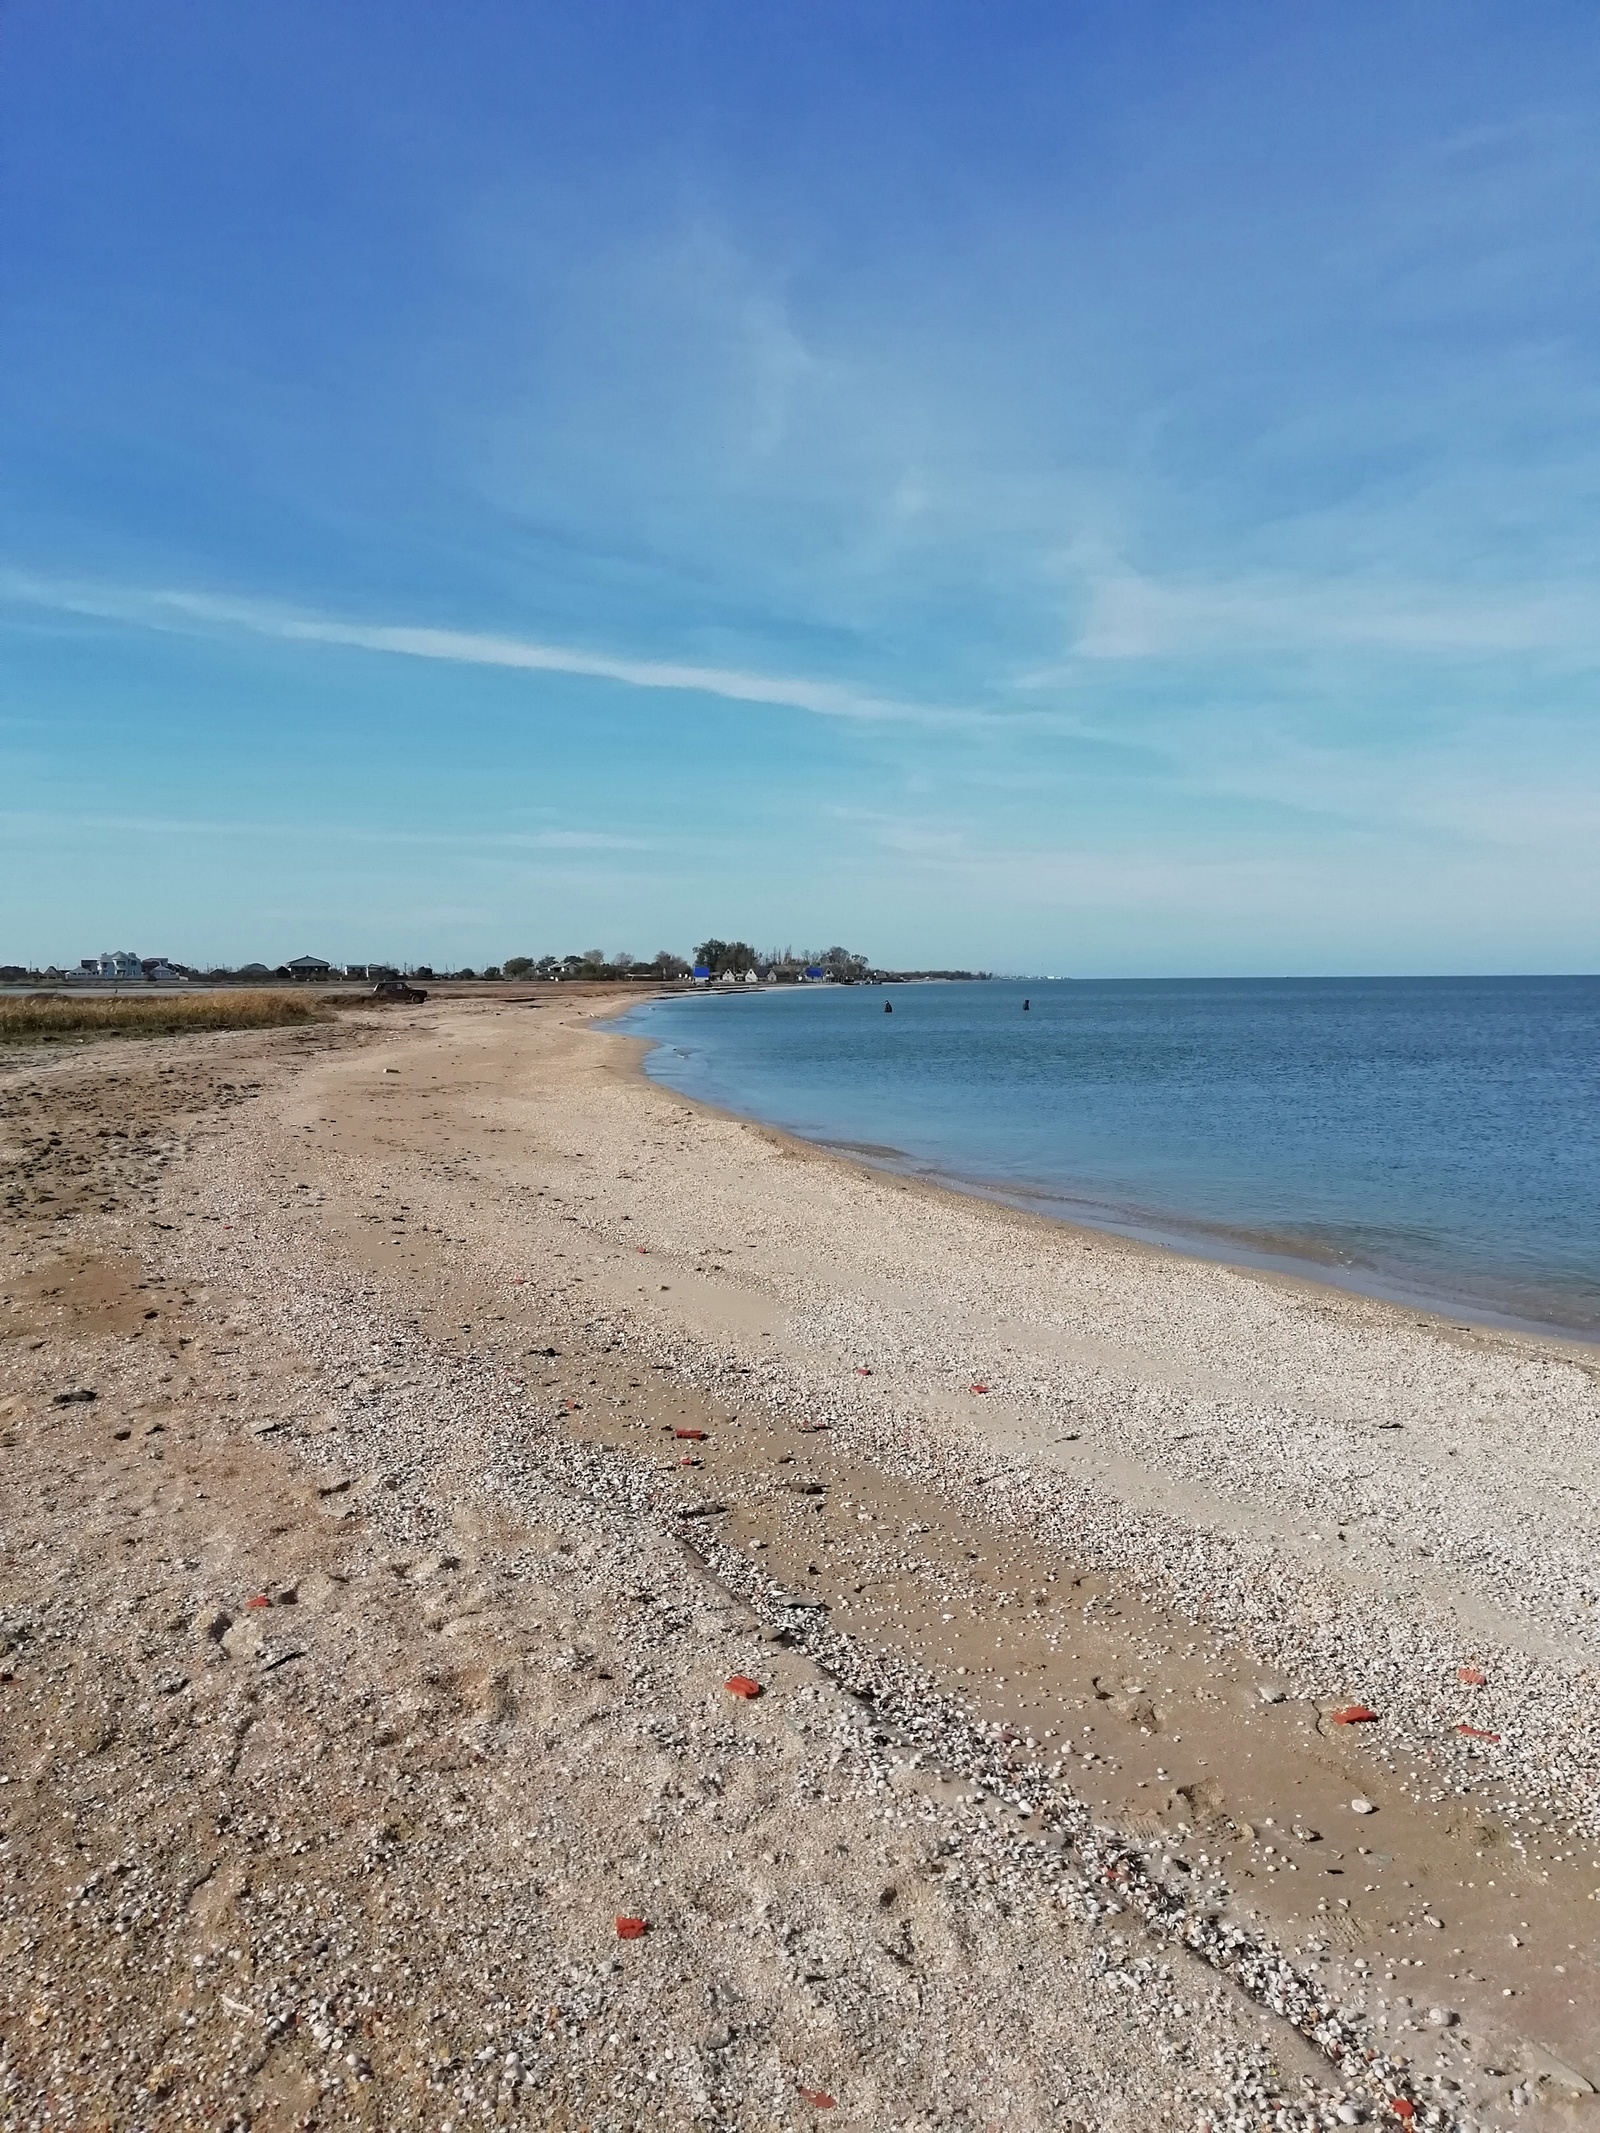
[2,988,1596,2128]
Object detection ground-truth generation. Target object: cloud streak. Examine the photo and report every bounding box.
[1076,568,1600,662]
[0,572,986,729]
[0,807,647,851]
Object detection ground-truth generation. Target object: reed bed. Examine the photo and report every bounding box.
[0,990,336,1044]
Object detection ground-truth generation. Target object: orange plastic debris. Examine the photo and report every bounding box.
[1390,2102,1416,2122]
[1456,1723,1500,1741]
[674,1428,707,1441]
[1457,1666,1486,1685]
[1331,1704,1378,1724]
[245,1594,272,1610]
[725,1674,762,1699]
[798,2090,837,2110]
[615,1916,648,1940]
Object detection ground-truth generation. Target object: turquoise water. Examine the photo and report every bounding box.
[620,977,1600,1339]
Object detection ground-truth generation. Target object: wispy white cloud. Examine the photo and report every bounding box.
[0,571,986,728]
[0,807,647,851]
[1075,567,1600,661]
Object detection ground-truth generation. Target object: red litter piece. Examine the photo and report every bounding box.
[1456,1723,1500,1741]
[855,1366,872,1376]
[1457,1665,1486,1685]
[674,1428,707,1441]
[615,1915,648,1940]
[799,2090,837,2110]
[1390,2102,1416,2122]
[725,1674,762,1699]
[1331,1704,1378,1724]
[970,1382,989,1394]
[245,1594,272,1610]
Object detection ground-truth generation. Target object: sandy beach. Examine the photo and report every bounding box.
[2,989,1596,2131]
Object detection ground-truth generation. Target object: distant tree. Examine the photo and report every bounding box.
[820,945,870,981]
[694,938,757,977]
[503,956,534,978]
[652,949,691,978]
[610,949,633,969]
[482,965,504,980]
[454,968,478,980]
[414,965,436,980]
[534,955,560,979]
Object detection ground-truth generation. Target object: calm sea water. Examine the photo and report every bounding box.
[620,977,1600,1340]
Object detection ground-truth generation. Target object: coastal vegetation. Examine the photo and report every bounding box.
[0,991,333,1044]
[490,942,884,982]
[1,945,991,991]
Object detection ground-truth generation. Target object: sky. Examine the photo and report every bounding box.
[3,1,1599,975]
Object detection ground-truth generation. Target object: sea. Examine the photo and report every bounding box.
[619,976,1600,1341]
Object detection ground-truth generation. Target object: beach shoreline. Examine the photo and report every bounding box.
[603,990,1600,1359]
[3,990,1596,2126]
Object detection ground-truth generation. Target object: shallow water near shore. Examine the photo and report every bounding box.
[621,974,1600,1339]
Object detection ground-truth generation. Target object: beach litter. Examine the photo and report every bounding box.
[1350,1797,1376,1814]
[614,1916,648,1940]
[1331,1704,1378,1724]
[1457,1666,1486,1685]
[798,2088,836,2110]
[674,1428,707,1440]
[1456,1723,1500,1741]
[970,1382,990,1394]
[725,1674,762,1699]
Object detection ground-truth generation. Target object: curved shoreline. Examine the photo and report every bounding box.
[554,986,1600,2103]
[597,991,1600,1361]
[8,989,1597,2127]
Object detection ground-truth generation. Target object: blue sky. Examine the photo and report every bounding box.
[3,1,1598,974]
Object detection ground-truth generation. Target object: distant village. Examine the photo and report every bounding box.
[0,943,990,987]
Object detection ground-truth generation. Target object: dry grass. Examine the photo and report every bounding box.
[0,989,336,1045]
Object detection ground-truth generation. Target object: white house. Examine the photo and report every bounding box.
[99,950,143,981]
